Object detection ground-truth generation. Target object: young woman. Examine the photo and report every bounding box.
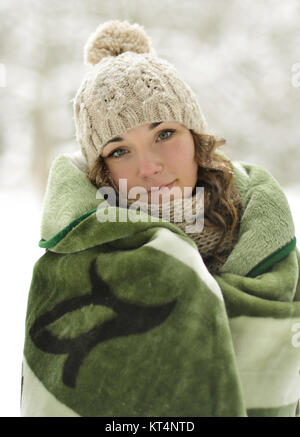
[22,20,300,417]
[88,119,243,276]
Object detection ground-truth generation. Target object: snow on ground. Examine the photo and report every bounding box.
[0,184,299,417]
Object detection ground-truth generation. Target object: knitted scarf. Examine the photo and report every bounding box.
[121,183,242,275]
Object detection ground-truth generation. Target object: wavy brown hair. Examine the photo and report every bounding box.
[190,130,243,261]
[88,130,243,262]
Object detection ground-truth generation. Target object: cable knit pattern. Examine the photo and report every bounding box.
[73,20,208,167]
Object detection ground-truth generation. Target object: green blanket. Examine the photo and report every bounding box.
[21,151,300,417]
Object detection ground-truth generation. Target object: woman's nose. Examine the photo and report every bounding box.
[137,151,163,178]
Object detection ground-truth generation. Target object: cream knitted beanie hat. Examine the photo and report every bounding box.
[73,19,208,168]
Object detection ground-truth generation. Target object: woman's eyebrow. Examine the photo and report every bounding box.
[103,122,163,148]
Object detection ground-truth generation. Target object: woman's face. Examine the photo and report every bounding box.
[101,121,198,203]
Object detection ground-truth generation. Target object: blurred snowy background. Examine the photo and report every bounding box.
[0,0,299,416]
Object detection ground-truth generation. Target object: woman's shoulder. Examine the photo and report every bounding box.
[40,150,99,242]
[220,159,296,277]
[230,159,288,209]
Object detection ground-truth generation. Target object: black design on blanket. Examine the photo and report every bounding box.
[29,258,177,388]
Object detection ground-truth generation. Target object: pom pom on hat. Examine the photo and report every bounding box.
[84,19,155,66]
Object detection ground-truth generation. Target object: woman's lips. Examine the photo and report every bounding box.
[147,180,176,193]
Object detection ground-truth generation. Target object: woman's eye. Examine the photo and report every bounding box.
[108,148,127,159]
[157,129,175,141]
[107,129,175,159]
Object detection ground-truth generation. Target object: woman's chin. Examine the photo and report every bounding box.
[142,190,185,205]
[127,184,194,205]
